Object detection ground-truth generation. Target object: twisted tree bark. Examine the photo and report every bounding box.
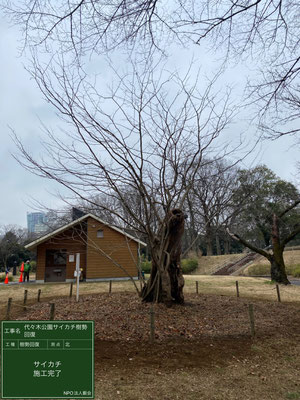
[270,214,290,284]
[141,209,185,305]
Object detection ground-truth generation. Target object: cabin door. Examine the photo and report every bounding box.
[45,249,67,282]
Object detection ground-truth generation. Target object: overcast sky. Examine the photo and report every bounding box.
[1,12,299,229]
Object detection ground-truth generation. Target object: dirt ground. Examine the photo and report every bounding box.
[11,291,300,400]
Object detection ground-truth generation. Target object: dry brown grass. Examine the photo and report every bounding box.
[0,280,137,320]
[245,249,300,267]
[0,280,138,304]
[1,275,300,320]
[193,249,300,276]
[184,275,300,303]
[243,249,300,276]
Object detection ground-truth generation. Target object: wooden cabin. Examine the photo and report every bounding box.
[25,214,146,283]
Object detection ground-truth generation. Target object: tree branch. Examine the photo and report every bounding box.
[281,225,300,249]
[226,228,272,260]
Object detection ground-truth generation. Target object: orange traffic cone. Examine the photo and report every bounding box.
[4,273,9,284]
[19,262,24,283]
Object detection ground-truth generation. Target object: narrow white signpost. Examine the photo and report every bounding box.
[75,252,80,302]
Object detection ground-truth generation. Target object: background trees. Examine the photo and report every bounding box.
[228,167,300,284]
[31,160,300,263]
[0,225,32,272]
[233,166,300,247]
[183,164,300,258]
[184,159,240,256]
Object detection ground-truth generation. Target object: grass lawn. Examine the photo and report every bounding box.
[184,275,300,303]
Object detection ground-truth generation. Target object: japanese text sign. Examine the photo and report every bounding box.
[1,321,94,399]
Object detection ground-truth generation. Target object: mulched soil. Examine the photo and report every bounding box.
[14,292,300,399]
[17,292,300,342]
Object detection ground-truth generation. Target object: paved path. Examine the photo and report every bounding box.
[0,280,36,286]
[2,278,300,286]
[263,277,300,286]
[290,280,300,286]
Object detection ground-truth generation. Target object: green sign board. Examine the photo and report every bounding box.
[1,321,94,399]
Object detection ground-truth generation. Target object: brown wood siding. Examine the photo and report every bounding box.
[36,227,87,281]
[86,217,138,279]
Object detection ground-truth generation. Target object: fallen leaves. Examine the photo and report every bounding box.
[16,292,300,343]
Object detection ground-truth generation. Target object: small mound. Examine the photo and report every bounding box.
[17,292,300,342]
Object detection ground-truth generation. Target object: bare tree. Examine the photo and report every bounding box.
[12,58,237,304]
[185,159,242,256]
[177,1,300,137]
[4,0,299,136]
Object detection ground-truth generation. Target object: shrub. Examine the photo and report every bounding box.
[286,264,300,278]
[30,261,37,272]
[292,268,300,278]
[140,258,198,274]
[181,258,198,274]
[141,259,151,274]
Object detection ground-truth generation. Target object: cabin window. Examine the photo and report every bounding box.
[53,250,67,265]
[97,229,104,238]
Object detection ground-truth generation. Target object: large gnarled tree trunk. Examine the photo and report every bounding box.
[142,209,185,304]
[269,214,290,284]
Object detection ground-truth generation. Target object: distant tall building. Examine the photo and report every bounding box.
[27,212,48,234]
